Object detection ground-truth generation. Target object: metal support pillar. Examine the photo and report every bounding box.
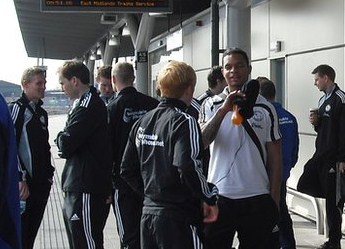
[86,59,95,86]
[223,0,251,59]
[103,42,118,66]
[211,0,220,67]
[134,13,155,95]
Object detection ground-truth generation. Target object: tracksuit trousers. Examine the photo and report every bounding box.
[62,192,109,249]
[204,194,279,249]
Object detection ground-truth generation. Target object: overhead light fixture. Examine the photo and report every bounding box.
[122,26,130,36]
[149,13,167,17]
[89,53,97,60]
[109,35,120,46]
[89,50,100,60]
[96,47,102,55]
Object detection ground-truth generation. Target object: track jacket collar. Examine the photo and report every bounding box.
[159,97,188,112]
[71,86,95,111]
[18,92,43,110]
[117,86,137,96]
[325,83,336,98]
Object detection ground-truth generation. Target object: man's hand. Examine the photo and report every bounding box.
[202,202,219,223]
[220,90,246,114]
[19,181,30,200]
[309,109,319,126]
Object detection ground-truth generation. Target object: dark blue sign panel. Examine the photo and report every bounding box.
[137,51,148,63]
[41,0,173,13]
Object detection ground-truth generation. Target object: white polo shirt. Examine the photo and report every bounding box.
[200,87,281,199]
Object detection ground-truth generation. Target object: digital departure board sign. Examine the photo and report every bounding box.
[41,0,173,13]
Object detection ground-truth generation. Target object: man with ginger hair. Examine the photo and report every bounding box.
[121,60,218,249]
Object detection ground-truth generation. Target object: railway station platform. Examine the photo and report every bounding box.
[32,114,345,249]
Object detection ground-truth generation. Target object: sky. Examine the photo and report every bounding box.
[0,1,63,90]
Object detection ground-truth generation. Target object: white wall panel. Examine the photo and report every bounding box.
[192,24,211,70]
[288,135,316,188]
[286,48,344,135]
[251,60,269,79]
[194,70,210,97]
[182,31,193,65]
[251,3,269,60]
[270,0,344,56]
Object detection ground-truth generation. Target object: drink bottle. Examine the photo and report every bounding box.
[231,104,243,125]
[20,200,26,215]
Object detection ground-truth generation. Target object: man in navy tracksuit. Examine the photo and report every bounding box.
[9,67,54,249]
[259,77,299,249]
[0,93,21,249]
[298,65,345,249]
[56,60,112,249]
[107,62,159,249]
[121,61,218,249]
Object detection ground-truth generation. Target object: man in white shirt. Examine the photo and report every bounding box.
[200,48,282,249]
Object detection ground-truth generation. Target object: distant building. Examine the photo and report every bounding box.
[0,80,21,103]
[44,90,71,107]
[0,80,70,115]
[43,90,71,115]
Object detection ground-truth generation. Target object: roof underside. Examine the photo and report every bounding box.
[14,0,212,60]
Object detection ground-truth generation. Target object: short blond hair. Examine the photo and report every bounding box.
[157,61,196,99]
[112,62,134,84]
[21,67,46,85]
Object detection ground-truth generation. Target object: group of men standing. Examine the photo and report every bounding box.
[1,47,345,249]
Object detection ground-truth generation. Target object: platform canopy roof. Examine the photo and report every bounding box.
[13,0,213,60]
